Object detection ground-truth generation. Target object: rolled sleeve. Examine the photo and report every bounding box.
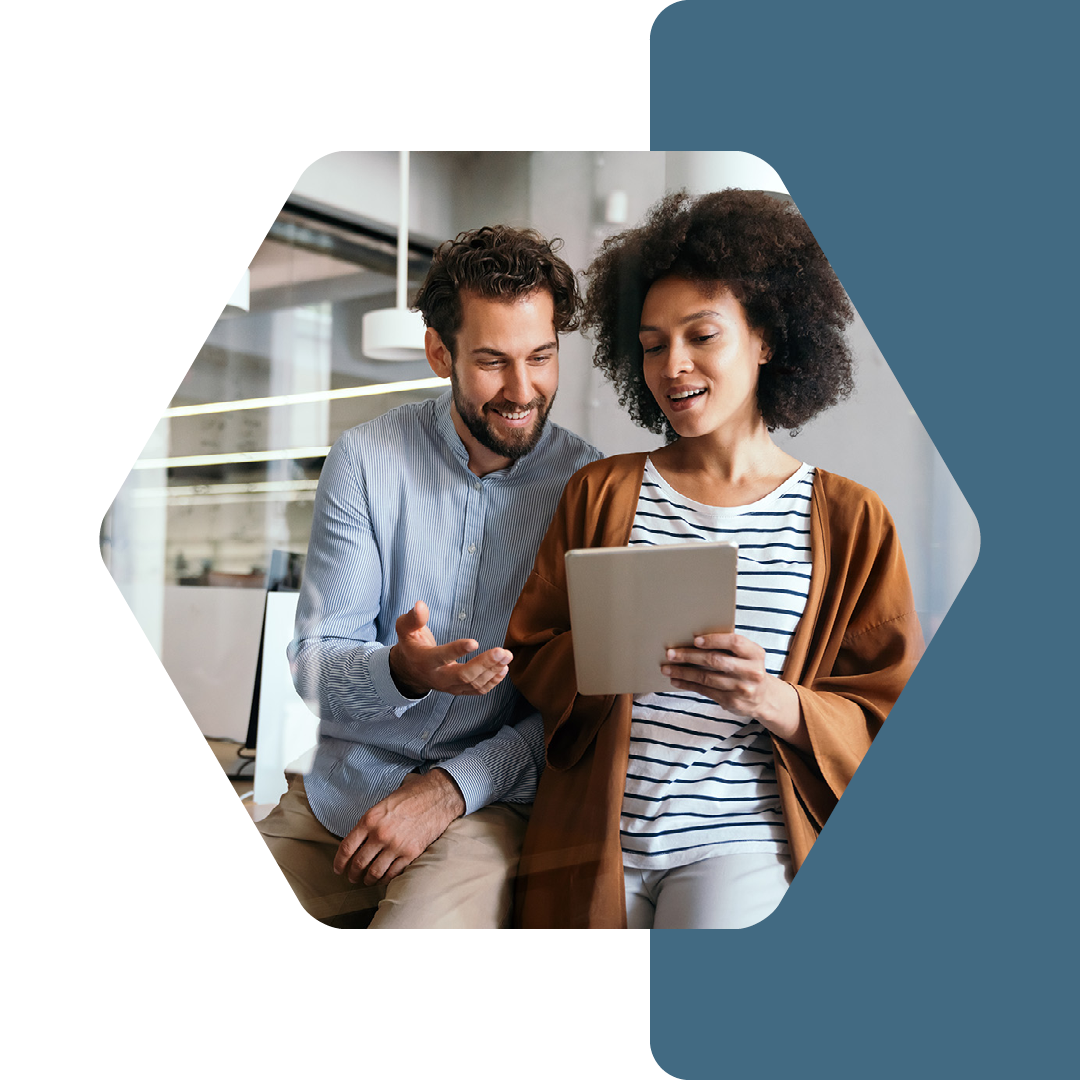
[437,752,496,815]
[437,708,545,814]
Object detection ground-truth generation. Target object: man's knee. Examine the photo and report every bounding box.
[257,796,530,928]
[256,787,386,923]
[369,804,530,929]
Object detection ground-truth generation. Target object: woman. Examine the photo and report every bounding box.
[505,189,924,929]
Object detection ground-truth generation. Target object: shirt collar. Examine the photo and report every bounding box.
[434,390,469,466]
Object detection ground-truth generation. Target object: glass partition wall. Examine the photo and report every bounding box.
[101,201,441,744]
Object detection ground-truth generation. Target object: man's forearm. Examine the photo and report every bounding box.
[424,767,467,818]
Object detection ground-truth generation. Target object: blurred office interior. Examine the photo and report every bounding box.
[99,151,978,800]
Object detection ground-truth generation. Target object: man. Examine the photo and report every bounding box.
[257,225,601,928]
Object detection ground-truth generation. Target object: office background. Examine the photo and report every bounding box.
[101,150,977,760]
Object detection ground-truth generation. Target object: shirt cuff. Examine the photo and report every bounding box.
[367,645,430,713]
[436,752,495,816]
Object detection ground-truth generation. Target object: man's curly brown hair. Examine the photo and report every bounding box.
[582,189,855,438]
[414,225,580,358]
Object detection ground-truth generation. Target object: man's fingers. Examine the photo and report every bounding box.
[345,841,380,884]
[395,600,431,638]
[363,847,399,887]
[433,646,511,682]
[433,637,482,666]
[333,827,367,875]
[451,649,512,691]
[443,641,512,667]
[381,856,413,883]
[392,632,513,697]
[464,667,509,695]
[460,646,512,671]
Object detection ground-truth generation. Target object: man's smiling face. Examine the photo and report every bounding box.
[427,288,560,473]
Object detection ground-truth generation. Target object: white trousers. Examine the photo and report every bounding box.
[624,851,793,929]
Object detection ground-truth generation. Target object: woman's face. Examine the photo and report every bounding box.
[639,276,772,442]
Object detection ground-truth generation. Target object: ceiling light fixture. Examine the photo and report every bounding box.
[131,480,320,498]
[361,150,428,361]
[132,447,332,470]
[164,375,448,418]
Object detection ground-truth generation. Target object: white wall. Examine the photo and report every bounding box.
[448,152,533,234]
[530,151,669,452]
[292,150,466,242]
[772,312,979,637]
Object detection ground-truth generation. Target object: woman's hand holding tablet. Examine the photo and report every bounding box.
[662,632,809,751]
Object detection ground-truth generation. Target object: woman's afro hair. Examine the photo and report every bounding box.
[582,188,855,438]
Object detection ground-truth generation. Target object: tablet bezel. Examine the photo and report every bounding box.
[564,541,738,696]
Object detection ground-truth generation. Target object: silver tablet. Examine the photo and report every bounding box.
[564,542,738,696]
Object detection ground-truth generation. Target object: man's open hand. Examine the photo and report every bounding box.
[388,600,511,698]
[333,768,467,886]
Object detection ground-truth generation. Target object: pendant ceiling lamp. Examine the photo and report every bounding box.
[362,150,428,361]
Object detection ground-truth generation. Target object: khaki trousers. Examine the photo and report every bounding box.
[256,775,530,929]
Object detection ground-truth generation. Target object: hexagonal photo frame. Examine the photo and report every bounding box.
[99,150,978,930]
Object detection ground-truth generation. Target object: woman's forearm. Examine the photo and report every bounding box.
[757,676,812,754]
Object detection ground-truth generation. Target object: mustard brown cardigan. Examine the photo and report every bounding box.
[506,454,924,929]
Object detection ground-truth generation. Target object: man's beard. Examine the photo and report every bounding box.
[450,368,555,461]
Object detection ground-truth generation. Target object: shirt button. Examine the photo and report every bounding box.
[420,731,430,740]
[468,543,476,553]
[473,481,482,491]
[458,611,467,620]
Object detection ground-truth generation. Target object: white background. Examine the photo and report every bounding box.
[3,2,676,1077]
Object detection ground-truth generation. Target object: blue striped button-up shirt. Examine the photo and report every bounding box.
[289,391,602,838]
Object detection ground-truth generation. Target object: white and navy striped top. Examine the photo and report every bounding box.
[289,391,601,839]
[621,458,815,870]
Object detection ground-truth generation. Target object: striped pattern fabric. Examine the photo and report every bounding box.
[289,391,601,839]
[620,458,815,870]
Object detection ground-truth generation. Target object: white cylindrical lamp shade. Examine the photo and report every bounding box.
[362,307,427,361]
